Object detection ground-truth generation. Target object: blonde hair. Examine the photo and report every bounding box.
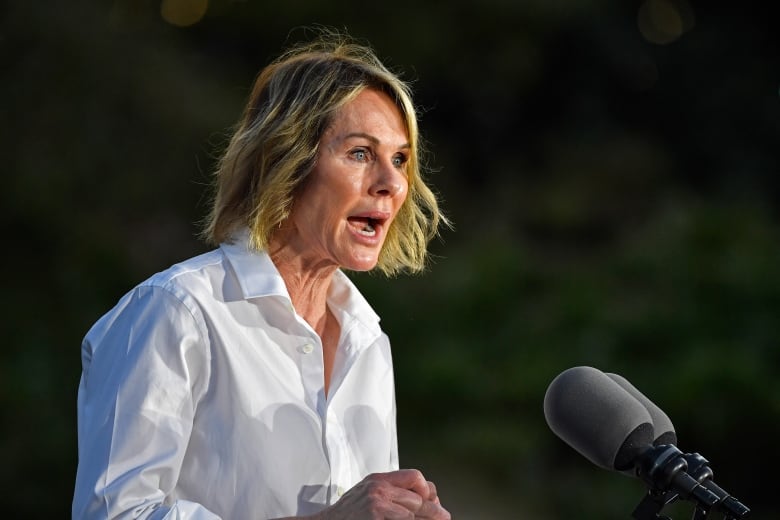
[202,31,446,275]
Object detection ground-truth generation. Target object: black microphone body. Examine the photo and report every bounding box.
[633,444,720,510]
[683,452,750,518]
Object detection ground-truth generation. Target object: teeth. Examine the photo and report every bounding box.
[358,221,376,236]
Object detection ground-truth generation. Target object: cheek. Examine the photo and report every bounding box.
[389,192,409,227]
[396,182,410,209]
[291,192,331,235]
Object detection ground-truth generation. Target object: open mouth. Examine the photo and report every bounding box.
[347,216,384,237]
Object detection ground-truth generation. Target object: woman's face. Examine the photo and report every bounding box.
[284,88,410,272]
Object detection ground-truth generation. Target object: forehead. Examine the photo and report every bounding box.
[326,89,409,141]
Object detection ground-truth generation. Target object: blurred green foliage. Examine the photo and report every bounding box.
[2,0,778,518]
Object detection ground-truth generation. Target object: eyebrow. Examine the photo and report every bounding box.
[343,132,411,150]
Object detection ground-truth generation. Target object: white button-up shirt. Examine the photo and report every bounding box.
[73,234,399,519]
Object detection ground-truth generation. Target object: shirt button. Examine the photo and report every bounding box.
[337,486,345,496]
[301,343,314,354]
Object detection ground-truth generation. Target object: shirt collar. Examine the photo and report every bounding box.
[219,229,381,332]
[219,229,290,300]
[329,269,381,332]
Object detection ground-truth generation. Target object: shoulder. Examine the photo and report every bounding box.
[85,249,226,345]
[136,249,225,323]
[142,249,225,295]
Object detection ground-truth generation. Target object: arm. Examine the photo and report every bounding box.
[73,285,217,519]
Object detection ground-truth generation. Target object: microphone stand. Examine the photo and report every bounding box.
[632,490,712,520]
[632,487,677,520]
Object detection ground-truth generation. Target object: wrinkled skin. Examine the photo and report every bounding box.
[277,469,451,520]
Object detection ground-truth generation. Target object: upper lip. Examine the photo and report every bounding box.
[349,211,391,225]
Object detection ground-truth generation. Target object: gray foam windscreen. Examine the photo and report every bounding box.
[606,372,677,447]
[544,366,654,470]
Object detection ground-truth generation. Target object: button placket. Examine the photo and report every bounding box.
[324,406,353,500]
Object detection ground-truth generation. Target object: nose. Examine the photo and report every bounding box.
[369,158,407,198]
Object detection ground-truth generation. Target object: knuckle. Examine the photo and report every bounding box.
[365,472,388,485]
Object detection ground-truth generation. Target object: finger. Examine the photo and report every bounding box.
[415,499,452,520]
[327,480,416,520]
[383,469,430,499]
[388,487,424,512]
[382,502,416,520]
[426,481,440,504]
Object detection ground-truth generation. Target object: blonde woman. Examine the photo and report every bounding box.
[73,32,450,520]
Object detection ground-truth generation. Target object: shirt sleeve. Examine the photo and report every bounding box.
[73,285,218,520]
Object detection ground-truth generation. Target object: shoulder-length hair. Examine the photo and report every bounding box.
[201,32,447,276]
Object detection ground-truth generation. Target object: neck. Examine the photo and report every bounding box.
[268,241,337,335]
[268,232,343,397]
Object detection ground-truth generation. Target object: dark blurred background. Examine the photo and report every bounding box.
[2,0,778,518]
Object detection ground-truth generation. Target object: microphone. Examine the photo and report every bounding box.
[544,366,750,518]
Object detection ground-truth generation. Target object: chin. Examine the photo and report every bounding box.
[345,263,378,273]
[343,256,380,272]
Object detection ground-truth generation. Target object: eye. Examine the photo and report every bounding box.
[350,148,371,162]
[392,153,408,168]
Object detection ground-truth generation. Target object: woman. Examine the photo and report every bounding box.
[72,32,451,520]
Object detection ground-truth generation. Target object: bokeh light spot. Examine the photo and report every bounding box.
[160,0,208,27]
[638,0,695,45]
